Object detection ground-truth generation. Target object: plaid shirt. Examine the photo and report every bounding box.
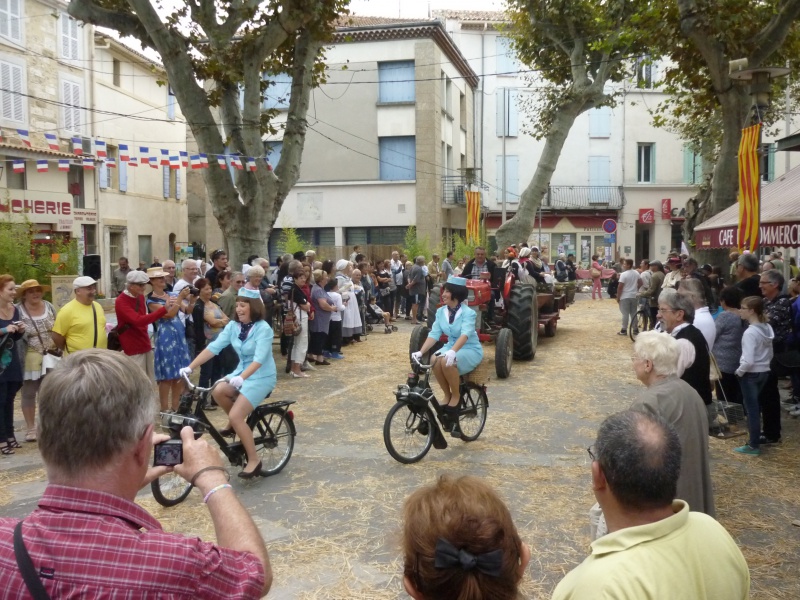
[0,485,264,599]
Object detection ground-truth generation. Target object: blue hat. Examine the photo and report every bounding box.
[238,288,261,300]
[447,275,467,287]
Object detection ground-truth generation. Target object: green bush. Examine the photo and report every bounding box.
[0,220,80,284]
[403,226,432,262]
[278,227,309,256]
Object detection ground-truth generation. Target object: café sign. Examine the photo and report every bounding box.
[696,222,800,248]
[0,199,72,216]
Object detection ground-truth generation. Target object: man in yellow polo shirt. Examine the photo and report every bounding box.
[553,410,749,600]
[51,276,108,354]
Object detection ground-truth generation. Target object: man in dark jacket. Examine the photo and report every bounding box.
[734,254,761,297]
[461,247,498,322]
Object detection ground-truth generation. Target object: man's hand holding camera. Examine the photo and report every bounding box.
[172,426,230,493]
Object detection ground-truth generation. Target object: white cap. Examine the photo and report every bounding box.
[73,276,97,289]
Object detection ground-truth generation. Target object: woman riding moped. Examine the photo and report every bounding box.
[411,276,484,429]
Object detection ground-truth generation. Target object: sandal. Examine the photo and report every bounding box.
[1,444,14,455]
[7,438,21,449]
[25,429,36,442]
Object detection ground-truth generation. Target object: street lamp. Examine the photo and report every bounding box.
[729,58,790,256]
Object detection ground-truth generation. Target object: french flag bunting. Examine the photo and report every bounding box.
[16,129,30,147]
[128,156,138,167]
[266,162,273,172]
[106,158,116,168]
[95,139,107,158]
[169,155,180,170]
[140,147,150,164]
[246,157,256,172]
[58,159,70,172]
[190,155,201,169]
[119,144,130,161]
[37,160,48,173]
[44,133,59,150]
[160,149,170,166]
[216,155,227,169]
[199,154,208,168]
[12,159,25,173]
[180,151,188,167]
[149,149,159,167]
[72,137,83,155]
[83,158,94,170]
[230,155,243,170]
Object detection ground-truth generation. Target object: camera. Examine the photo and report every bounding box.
[188,286,200,296]
[153,439,183,467]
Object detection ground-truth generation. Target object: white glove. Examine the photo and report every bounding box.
[179,366,193,379]
[228,375,244,389]
[444,349,457,367]
[411,351,423,364]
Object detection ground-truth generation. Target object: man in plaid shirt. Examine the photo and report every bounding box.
[0,350,270,598]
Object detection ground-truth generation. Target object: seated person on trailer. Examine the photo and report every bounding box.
[411,276,484,430]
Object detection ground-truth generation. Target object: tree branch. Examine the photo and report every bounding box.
[68,0,152,49]
[749,0,800,66]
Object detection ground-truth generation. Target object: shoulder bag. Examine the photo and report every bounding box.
[19,303,62,374]
[108,298,138,351]
[283,296,299,337]
[14,521,52,600]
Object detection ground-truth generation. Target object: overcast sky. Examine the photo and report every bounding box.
[347,0,507,18]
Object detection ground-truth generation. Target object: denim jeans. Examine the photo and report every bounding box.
[619,297,638,331]
[738,371,769,448]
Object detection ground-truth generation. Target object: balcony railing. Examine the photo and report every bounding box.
[441,175,489,207]
[545,186,625,210]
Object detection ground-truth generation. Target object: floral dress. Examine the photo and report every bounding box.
[148,294,190,381]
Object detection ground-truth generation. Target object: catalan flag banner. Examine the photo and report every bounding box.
[737,124,761,252]
[465,190,481,244]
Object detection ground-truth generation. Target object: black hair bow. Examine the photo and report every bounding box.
[434,538,503,577]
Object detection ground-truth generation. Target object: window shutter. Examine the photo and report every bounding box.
[378,61,415,103]
[0,0,21,41]
[683,146,693,184]
[379,136,415,181]
[589,107,611,138]
[507,90,518,137]
[496,37,513,75]
[0,1,8,38]
[162,166,169,198]
[60,14,79,60]
[119,159,127,192]
[650,144,656,183]
[507,156,519,203]
[61,14,70,57]
[767,143,775,181]
[62,80,73,131]
[99,161,108,189]
[10,62,22,122]
[496,89,504,136]
[176,170,181,200]
[167,85,175,120]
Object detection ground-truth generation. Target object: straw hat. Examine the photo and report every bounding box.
[16,279,50,297]
[146,267,168,279]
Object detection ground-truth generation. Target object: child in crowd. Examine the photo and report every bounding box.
[324,279,345,360]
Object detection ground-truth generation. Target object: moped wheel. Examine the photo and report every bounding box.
[151,472,193,507]
[458,383,488,442]
[251,408,296,476]
[383,401,433,464]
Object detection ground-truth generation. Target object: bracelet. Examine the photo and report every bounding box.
[189,466,230,487]
[203,483,232,503]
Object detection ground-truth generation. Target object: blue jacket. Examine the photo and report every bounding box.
[428,303,483,360]
[206,320,276,390]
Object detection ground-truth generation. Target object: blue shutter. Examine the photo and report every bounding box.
[683,146,693,183]
[379,136,415,181]
[176,170,181,200]
[119,159,127,192]
[378,61,415,103]
[263,72,292,110]
[167,85,175,120]
[162,166,169,198]
[588,156,611,203]
[496,89,518,136]
[589,107,611,138]
[496,89,504,136]
[508,90,518,137]
[496,37,516,75]
[99,161,108,189]
[507,156,519,203]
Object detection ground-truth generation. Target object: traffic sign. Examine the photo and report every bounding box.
[602,219,617,234]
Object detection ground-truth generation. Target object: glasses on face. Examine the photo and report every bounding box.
[759,280,774,286]
[657,308,676,314]
[587,445,596,461]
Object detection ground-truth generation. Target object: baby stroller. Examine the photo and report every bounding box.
[365,297,397,334]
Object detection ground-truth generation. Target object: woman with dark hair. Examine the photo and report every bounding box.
[288,267,311,378]
[411,276,483,431]
[0,274,25,454]
[181,288,276,477]
[402,475,529,600]
[192,278,229,393]
[713,286,745,406]
[321,259,335,278]
[308,270,334,366]
[375,260,393,313]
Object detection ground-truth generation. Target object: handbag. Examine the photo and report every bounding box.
[590,267,602,278]
[283,297,301,337]
[19,303,61,375]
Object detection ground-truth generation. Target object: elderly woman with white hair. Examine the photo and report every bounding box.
[629,331,715,517]
[335,260,363,344]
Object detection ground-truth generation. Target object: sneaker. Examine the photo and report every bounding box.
[759,435,782,445]
[617,330,627,336]
[329,352,345,360]
[302,361,316,371]
[734,444,761,456]
[781,396,800,411]
[322,351,332,358]
[790,406,800,417]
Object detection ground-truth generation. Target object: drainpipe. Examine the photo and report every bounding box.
[89,30,102,292]
[480,23,486,187]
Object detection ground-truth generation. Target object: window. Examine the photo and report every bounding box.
[68,164,85,208]
[0,0,21,43]
[760,143,775,182]
[495,155,519,204]
[109,230,124,265]
[6,160,25,189]
[162,166,170,198]
[119,155,127,192]
[112,59,120,86]
[637,143,654,183]
[61,78,83,134]
[459,92,466,127]
[589,106,612,138]
[82,224,97,255]
[345,227,406,246]
[262,72,291,110]
[636,56,653,89]
[0,59,24,124]
[378,61,415,103]
[167,85,175,120]
[440,74,452,114]
[99,145,118,191]
[138,236,152,266]
[683,146,703,184]
[379,136,415,181]
[60,13,80,60]
[588,156,611,203]
[496,88,518,137]
[495,37,517,76]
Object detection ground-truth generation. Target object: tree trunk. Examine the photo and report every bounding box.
[495,99,586,250]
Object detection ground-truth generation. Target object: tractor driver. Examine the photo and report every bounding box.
[461,247,498,323]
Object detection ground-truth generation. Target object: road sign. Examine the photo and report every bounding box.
[604,234,616,243]
[602,219,617,234]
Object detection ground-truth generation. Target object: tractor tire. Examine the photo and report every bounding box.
[427,284,441,328]
[495,327,513,379]
[409,325,430,362]
[544,318,557,338]
[507,283,538,361]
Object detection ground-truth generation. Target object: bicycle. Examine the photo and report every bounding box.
[151,375,297,507]
[628,307,651,341]
[383,361,488,464]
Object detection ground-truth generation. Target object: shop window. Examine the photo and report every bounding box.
[68,165,85,208]
[83,224,97,255]
[6,162,25,189]
[109,230,124,265]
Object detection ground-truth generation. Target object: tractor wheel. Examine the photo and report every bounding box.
[507,283,538,361]
[409,325,430,362]
[544,318,557,338]
[427,284,441,328]
[495,328,513,378]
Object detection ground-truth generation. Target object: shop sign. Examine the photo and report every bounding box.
[72,209,98,223]
[0,199,72,216]
[671,207,687,220]
[661,198,671,220]
[696,222,800,248]
[639,208,655,223]
[55,218,73,232]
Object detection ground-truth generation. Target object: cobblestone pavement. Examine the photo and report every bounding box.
[1,294,798,598]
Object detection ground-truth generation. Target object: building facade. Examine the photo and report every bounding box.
[0,0,187,295]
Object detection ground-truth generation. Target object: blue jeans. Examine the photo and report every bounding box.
[738,371,769,448]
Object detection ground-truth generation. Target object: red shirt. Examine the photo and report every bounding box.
[114,292,166,355]
[0,485,265,598]
[301,284,314,316]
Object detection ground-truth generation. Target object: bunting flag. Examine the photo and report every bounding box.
[216,155,227,169]
[44,133,59,150]
[230,155,243,170]
[58,159,70,172]
[246,157,257,172]
[465,190,481,244]
[190,155,201,169]
[180,151,188,167]
[12,159,25,173]
[95,139,107,158]
[160,149,170,166]
[16,129,30,146]
[149,149,158,167]
[199,154,208,168]
[266,162,273,172]
[37,160,48,173]
[83,158,95,170]
[737,123,761,252]
[106,158,116,169]
[128,156,139,167]
[140,147,150,164]
[72,137,83,155]
[119,144,130,161]
[169,155,180,170]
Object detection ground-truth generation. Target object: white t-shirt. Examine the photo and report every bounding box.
[618,270,641,300]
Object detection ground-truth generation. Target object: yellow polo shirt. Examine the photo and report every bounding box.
[552,500,749,600]
[52,299,108,353]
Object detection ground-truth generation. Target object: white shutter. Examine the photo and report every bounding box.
[0,63,10,119]
[162,166,169,198]
[8,0,19,41]
[99,161,108,189]
[0,0,8,38]
[119,159,127,192]
[0,61,23,122]
[176,170,181,200]
[60,14,80,59]
[61,14,70,58]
